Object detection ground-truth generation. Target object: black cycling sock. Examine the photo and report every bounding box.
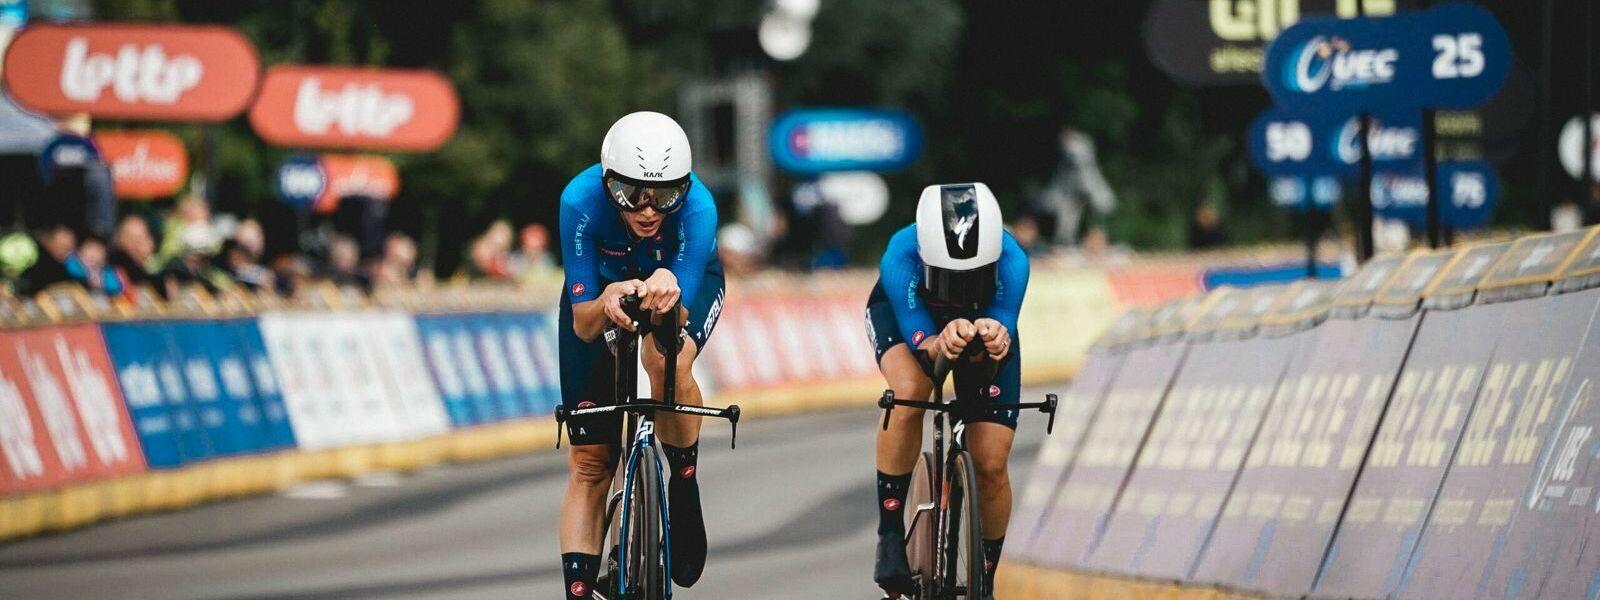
[662,441,705,587]
[561,552,600,599]
[876,470,912,536]
[875,470,919,594]
[982,536,1006,592]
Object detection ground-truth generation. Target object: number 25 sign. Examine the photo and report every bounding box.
[1263,3,1510,111]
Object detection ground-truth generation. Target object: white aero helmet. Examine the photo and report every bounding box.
[915,182,1004,308]
[600,111,693,213]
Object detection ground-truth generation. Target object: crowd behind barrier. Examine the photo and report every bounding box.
[0,250,1282,542]
[999,226,1600,600]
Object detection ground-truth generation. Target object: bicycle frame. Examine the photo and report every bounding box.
[878,352,1058,598]
[554,296,740,599]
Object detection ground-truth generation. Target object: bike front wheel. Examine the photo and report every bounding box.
[620,445,667,599]
[945,450,985,599]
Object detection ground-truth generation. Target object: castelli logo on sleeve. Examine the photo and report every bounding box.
[249,65,460,152]
[571,283,586,297]
[910,330,926,346]
[680,466,696,479]
[2,24,260,121]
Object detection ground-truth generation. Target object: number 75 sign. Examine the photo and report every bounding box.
[1262,3,1510,111]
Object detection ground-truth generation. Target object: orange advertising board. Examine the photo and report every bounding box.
[94,130,188,199]
[249,66,459,152]
[314,153,400,213]
[2,23,260,122]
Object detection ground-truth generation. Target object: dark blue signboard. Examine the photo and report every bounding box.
[1250,108,1422,177]
[770,108,923,174]
[275,153,326,212]
[37,133,99,182]
[1371,159,1499,229]
[1270,175,1342,212]
[1264,3,1511,111]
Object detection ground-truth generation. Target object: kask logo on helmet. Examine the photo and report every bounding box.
[1286,35,1397,93]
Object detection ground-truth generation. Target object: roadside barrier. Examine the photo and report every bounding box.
[1001,226,1600,600]
[2,257,1212,541]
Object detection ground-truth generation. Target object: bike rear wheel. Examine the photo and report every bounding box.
[904,451,937,598]
[620,445,667,599]
[945,450,985,599]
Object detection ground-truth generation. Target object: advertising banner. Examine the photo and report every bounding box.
[229,319,295,451]
[311,154,400,214]
[93,130,187,199]
[275,153,326,213]
[1397,291,1600,598]
[1192,315,1421,596]
[1033,342,1188,568]
[2,23,260,121]
[1263,4,1511,111]
[1013,347,1126,562]
[1142,0,1414,87]
[769,108,923,174]
[248,66,460,152]
[1087,333,1298,580]
[1248,107,1421,178]
[99,321,212,468]
[416,315,478,427]
[1312,303,1512,598]
[0,325,144,493]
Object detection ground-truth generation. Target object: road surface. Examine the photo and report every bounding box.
[0,398,1052,599]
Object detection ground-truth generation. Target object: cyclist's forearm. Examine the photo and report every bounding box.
[571,298,608,342]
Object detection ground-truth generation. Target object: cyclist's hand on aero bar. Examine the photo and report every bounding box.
[974,318,1011,361]
[641,268,681,314]
[602,280,648,331]
[932,318,978,361]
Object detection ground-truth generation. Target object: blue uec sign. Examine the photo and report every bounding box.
[770,109,923,174]
[1264,3,1510,111]
[1370,159,1499,229]
[275,154,326,212]
[1249,107,1421,178]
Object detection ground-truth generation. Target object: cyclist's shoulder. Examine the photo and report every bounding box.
[999,231,1028,266]
[560,163,607,209]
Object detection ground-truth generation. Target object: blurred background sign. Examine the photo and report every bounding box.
[247,66,460,152]
[1560,114,1600,180]
[769,108,922,174]
[1248,106,1421,177]
[1269,175,1340,211]
[313,154,399,214]
[274,154,325,214]
[1143,0,1413,87]
[1,23,259,121]
[1263,4,1511,111]
[93,130,187,200]
[1371,159,1499,230]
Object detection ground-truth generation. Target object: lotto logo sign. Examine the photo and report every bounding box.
[249,65,460,152]
[2,24,261,121]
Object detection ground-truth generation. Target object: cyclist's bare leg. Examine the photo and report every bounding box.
[559,443,616,553]
[966,421,1015,537]
[875,344,932,474]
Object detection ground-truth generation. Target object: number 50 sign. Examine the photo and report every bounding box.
[1263,3,1510,111]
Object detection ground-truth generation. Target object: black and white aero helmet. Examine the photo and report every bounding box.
[915,182,1003,309]
[600,111,693,213]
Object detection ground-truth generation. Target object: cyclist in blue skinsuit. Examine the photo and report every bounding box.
[557,112,724,600]
[868,183,1029,600]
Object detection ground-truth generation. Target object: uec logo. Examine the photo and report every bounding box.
[1286,35,1397,93]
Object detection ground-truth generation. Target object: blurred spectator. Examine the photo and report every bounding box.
[718,223,762,276]
[159,195,211,261]
[810,203,849,270]
[1010,213,1043,255]
[1188,202,1229,249]
[219,240,275,292]
[273,253,317,298]
[16,224,75,296]
[65,236,123,296]
[461,221,513,280]
[1038,128,1117,245]
[1553,201,1584,233]
[326,235,370,291]
[160,225,229,299]
[508,223,555,281]
[109,215,158,290]
[373,233,420,289]
[234,218,267,259]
